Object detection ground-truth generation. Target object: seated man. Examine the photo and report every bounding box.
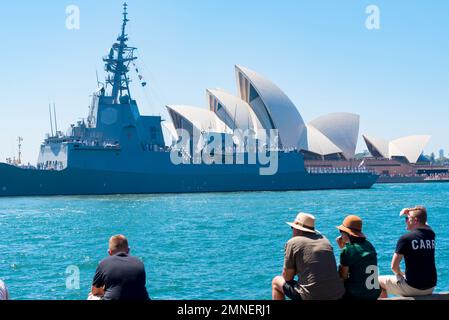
[272,213,345,300]
[90,235,150,300]
[0,280,9,300]
[379,206,437,298]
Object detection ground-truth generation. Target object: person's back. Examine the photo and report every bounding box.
[286,233,345,300]
[94,252,149,300]
[341,239,381,300]
[398,228,437,290]
[91,235,150,300]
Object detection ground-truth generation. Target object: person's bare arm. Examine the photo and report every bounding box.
[282,268,296,282]
[338,265,349,280]
[391,253,405,276]
[91,286,105,297]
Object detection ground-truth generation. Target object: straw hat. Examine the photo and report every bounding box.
[287,213,317,234]
[337,215,366,238]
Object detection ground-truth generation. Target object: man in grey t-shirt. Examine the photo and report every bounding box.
[272,213,345,300]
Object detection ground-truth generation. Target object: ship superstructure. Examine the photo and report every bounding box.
[37,3,165,172]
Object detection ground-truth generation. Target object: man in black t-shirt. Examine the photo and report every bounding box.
[379,206,437,298]
[89,235,150,300]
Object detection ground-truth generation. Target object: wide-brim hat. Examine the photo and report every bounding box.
[287,213,317,234]
[337,215,366,238]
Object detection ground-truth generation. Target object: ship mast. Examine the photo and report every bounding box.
[103,3,137,104]
[17,137,23,165]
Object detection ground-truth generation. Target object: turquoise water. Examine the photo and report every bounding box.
[0,183,448,300]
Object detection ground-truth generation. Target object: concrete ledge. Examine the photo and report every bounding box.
[381,293,449,300]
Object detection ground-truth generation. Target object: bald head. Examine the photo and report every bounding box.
[109,235,130,255]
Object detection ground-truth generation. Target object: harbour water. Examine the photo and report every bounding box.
[0,183,448,300]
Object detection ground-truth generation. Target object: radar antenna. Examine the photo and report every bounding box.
[48,104,54,137]
[103,3,138,104]
[53,102,59,135]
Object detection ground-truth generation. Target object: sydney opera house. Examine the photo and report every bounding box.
[163,65,434,179]
[164,65,364,161]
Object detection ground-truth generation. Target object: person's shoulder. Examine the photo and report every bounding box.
[339,243,356,264]
[287,237,300,246]
[318,234,330,243]
[128,255,145,265]
[312,233,332,246]
[415,227,436,240]
[358,239,377,255]
[286,236,306,248]
[342,241,360,255]
[340,244,350,255]
[422,227,436,236]
[98,255,116,267]
[398,232,414,242]
[362,239,375,248]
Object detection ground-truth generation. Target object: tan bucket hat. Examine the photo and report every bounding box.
[337,215,366,238]
[287,213,317,234]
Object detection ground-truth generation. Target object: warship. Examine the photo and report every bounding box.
[0,4,378,197]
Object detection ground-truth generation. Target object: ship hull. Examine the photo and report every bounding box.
[0,162,378,197]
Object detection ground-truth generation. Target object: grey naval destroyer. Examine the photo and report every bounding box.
[0,4,378,197]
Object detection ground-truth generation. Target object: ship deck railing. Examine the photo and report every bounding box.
[306,167,373,174]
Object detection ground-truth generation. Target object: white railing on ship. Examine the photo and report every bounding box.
[306,167,372,174]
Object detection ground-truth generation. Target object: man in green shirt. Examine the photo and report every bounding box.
[336,215,381,300]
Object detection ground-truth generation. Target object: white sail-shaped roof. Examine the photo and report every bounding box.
[309,113,360,159]
[389,135,432,164]
[363,134,431,163]
[235,65,307,150]
[206,88,262,135]
[162,121,179,146]
[363,135,389,158]
[306,125,343,156]
[166,105,232,134]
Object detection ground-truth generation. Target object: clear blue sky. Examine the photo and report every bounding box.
[1,0,448,163]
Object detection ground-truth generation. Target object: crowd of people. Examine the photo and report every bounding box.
[0,206,437,301]
[272,206,437,300]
